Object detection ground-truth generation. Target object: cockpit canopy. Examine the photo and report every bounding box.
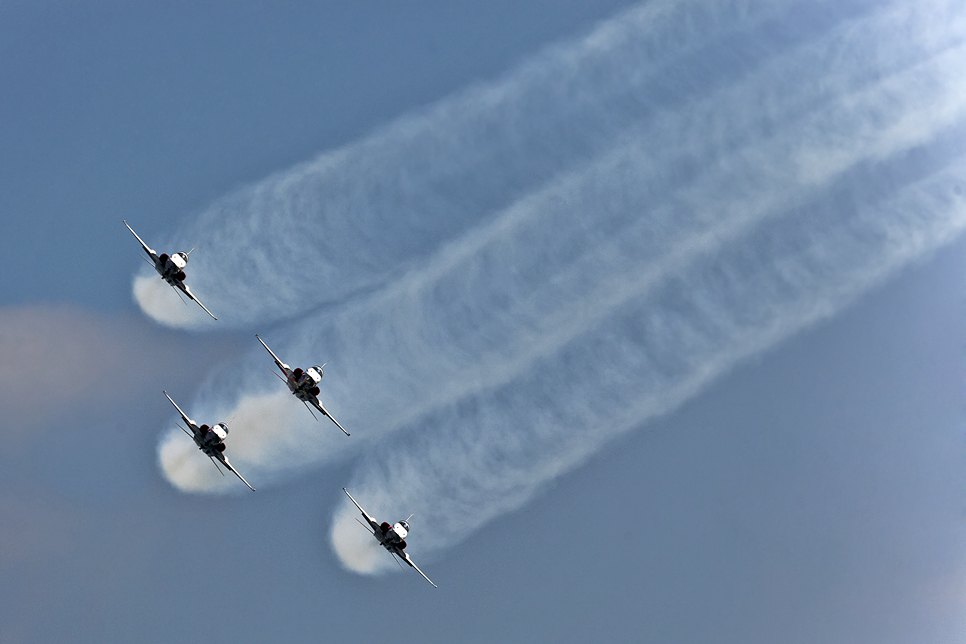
[394,521,410,538]
[169,252,188,269]
[306,366,323,383]
[211,423,229,440]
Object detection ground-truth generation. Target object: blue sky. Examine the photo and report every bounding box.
[2,1,966,642]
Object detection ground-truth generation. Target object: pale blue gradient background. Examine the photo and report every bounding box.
[1,2,965,643]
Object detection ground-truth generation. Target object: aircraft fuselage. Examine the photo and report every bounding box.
[374,520,410,551]
[287,367,322,401]
[192,422,228,456]
[155,252,189,284]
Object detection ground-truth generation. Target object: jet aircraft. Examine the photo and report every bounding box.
[255,334,349,436]
[163,391,255,491]
[124,220,217,320]
[342,487,436,587]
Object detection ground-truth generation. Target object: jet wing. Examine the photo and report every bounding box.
[163,391,197,433]
[342,488,381,532]
[255,335,291,377]
[123,220,159,261]
[178,281,217,320]
[217,453,255,491]
[399,551,437,588]
[310,396,350,436]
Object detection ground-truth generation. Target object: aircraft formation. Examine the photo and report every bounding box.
[126,222,436,587]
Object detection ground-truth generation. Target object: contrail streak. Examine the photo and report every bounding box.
[332,150,966,573]
[135,0,873,329]
[160,0,966,498]
[145,0,966,574]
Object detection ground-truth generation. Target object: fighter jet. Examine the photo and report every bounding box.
[163,391,255,491]
[342,487,436,587]
[255,334,349,436]
[124,220,217,320]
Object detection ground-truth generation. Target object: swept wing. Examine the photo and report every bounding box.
[310,397,350,436]
[399,551,437,588]
[255,334,292,377]
[178,282,217,320]
[164,390,197,433]
[216,453,255,491]
[343,487,380,532]
[123,220,159,262]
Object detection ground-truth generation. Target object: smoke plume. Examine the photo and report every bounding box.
[139,0,966,574]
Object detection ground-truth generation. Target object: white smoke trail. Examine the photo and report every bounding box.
[135,0,868,329]
[132,275,216,329]
[332,155,966,572]
[145,0,966,573]
[159,0,966,498]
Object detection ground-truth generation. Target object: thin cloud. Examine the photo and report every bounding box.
[0,305,227,436]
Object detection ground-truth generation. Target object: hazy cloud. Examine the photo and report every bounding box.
[0,305,229,435]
